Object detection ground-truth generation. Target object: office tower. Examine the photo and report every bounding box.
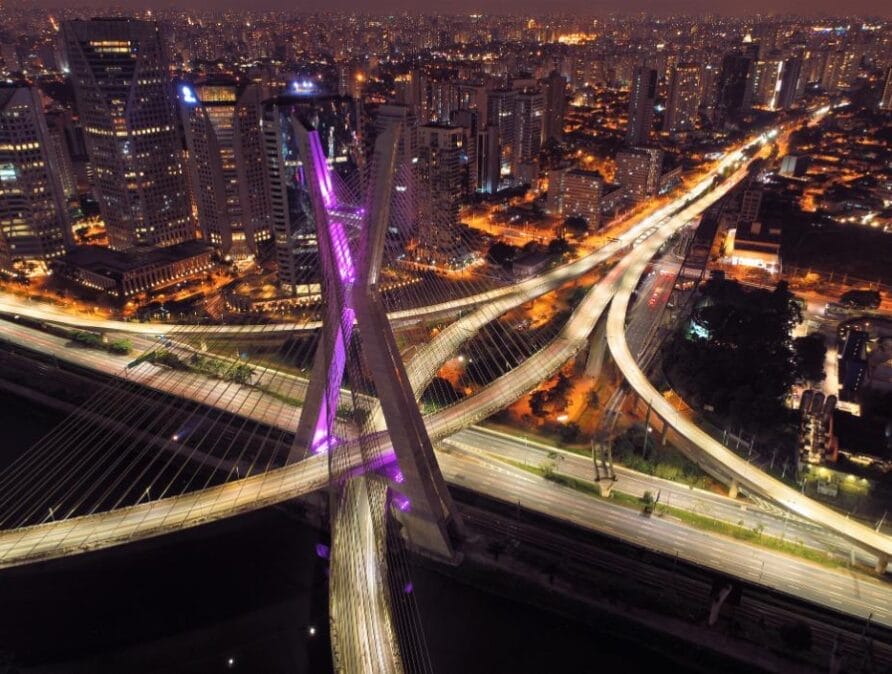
[821,49,858,92]
[512,88,543,182]
[666,63,701,134]
[486,89,517,178]
[777,57,805,110]
[394,70,424,117]
[375,104,418,237]
[0,84,71,270]
[0,44,19,76]
[880,66,892,111]
[547,167,567,215]
[63,18,191,250]
[450,108,478,195]
[625,66,657,146]
[43,109,78,202]
[540,70,566,142]
[428,79,459,124]
[559,169,603,227]
[714,51,755,125]
[615,147,662,201]
[263,90,361,296]
[179,79,270,258]
[416,124,464,266]
[752,57,785,110]
[235,84,273,255]
[477,125,501,194]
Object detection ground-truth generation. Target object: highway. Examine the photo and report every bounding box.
[0,124,769,570]
[446,426,879,569]
[4,108,887,637]
[438,448,892,628]
[605,199,892,572]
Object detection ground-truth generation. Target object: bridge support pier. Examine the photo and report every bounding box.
[584,311,609,378]
[876,553,889,574]
[660,419,671,447]
[728,479,739,500]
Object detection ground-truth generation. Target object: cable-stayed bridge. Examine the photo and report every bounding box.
[1,108,891,671]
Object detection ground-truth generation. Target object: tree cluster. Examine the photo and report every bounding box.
[665,279,802,431]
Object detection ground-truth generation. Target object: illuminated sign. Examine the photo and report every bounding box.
[180,85,198,105]
[291,80,316,95]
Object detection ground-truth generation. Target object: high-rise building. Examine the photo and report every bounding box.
[715,51,755,126]
[752,57,785,110]
[178,79,271,258]
[476,125,501,194]
[416,124,464,266]
[626,66,657,145]
[263,90,361,296]
[450,108,479,195]
[540,70,566,142]
[43,109,78,202]
[666,63,701,134]
[63,18,192,251]
[878,66,892,111]
[0,84,71,270]
[512,88,543,182]
[615,147,662,201]
[777,57,805,110]
[486,89,517,178]
[821,49,858,92]
[375,104,418,237]
[553,168,603,227]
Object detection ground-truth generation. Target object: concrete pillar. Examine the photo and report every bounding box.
[660,419,671,446]
[728,479,739,499]
[584,311,609,378]
[875,553,889,575]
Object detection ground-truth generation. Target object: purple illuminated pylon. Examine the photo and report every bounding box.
[393,494,411,512]
[304,134,358,454]
[308,132,355,283]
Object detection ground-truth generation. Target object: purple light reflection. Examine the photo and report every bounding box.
[309,306,354,454]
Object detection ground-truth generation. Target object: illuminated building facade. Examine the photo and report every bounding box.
[63,18,191,251]
[178,79,271,258]
[625,66,657,146]
[880,66,892,111]
[0,84,71,270]
[615,147,662,201]
[416,124,464,266]
[512,88,544,182]
[666,63,701,134]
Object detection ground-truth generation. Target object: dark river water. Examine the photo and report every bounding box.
[0,390,705,674]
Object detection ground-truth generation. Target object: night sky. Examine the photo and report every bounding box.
[25,0,892,17]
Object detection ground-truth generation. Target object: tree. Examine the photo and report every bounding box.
[547,237,571,256]
[563,216,588,236]
[529,389,549,417]
[586,388,600,409]
[793,334,827,384]
[558,421,580,443]
[486,241,517,266]
[641,490,655,514]
[108,338,133,355]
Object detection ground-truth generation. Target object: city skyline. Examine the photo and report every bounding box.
[7,1,891,15]
[0,6,890,673]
